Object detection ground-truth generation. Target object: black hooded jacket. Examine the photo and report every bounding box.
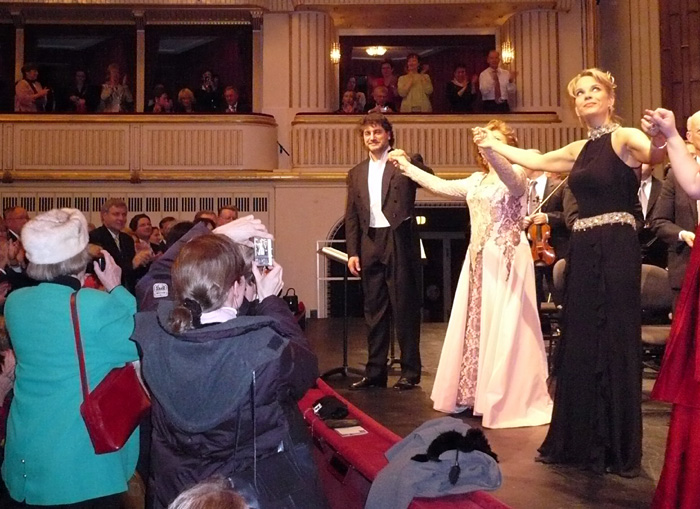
[132,296,318,508]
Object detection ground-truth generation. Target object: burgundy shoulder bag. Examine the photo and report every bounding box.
[70,291,151,454]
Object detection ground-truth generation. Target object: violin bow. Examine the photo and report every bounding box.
[531,176,569,215]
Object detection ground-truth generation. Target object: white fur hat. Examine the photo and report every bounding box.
[21,208,89,265]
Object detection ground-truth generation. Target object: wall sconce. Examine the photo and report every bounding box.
[501,40,514,64]
[330,42,341,64]
[366,46,387,57]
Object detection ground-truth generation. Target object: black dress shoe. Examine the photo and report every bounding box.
[350,376,387,390]
[393,377,420,391]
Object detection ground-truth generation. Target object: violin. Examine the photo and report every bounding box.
[525,176,569,267]
[527,222,556,266]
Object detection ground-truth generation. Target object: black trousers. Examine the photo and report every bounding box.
[360,220,421,380]
[481,100,510,113]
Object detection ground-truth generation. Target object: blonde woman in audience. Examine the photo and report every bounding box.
[175,88,196,113]
[98,63,133,113]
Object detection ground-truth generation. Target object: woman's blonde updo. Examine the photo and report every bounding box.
[567,68,622,123]
[475,119,519,172]
[169,234,245,334]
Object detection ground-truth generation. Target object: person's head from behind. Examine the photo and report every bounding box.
[217,205,238,226]
[169,235,246,333]
[21,208,92,282]
[567,68,618,127]
[359,113,394,155]
[165,221,194,246]
[475,119,518,172]
[100,198,128,234]
[194,210,217,231]
[372,86,389,106]
[168,477,248,509]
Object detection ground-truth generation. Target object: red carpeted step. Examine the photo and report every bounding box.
[298,379,510,509]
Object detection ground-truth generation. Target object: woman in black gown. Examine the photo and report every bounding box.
[473,68,667,477]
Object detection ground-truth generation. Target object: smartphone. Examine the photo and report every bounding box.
[253,237,274,267]
[97,256,106,271]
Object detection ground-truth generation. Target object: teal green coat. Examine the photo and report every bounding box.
[2,282,139,505]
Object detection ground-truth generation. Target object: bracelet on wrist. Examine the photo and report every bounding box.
[652,139,668,150]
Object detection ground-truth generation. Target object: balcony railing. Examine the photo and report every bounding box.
[0,114,278,182]
[291,113,587,175]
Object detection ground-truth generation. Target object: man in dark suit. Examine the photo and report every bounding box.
[523,170,569,307]
[345,113,431,391]
[89,198,151,293]
[638,163,666,267]
[221,86,251,114]
[651,167,697,307]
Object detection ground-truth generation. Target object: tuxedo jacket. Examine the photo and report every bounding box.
[639,176,666,267]
[651,169,697,290]
[345,158,432,259]
[539,177,570,260]
[89,225,137,292]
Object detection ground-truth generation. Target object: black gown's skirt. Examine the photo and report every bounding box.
[539,222,642,477]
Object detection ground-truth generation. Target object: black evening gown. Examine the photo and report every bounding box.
[538,132,642,477]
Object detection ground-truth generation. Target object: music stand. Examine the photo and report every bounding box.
[318,247,364,379]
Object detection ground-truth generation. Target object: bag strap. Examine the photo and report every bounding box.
[70,292,90,402]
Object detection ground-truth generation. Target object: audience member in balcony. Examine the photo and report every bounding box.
[364,85,396,114]
[194,70,221,113]
[336,91,360,114]
[98,63,133,113]
[371,59,399,106]
[0,208,139,508]
[66,69,97,113]
[447,63,478,113]
[89,198,152,293]
[397,53,433,113]
[221,86,250,113]
[479,50,516,113]
[218,205,239,226]
[175,88,196,114]
[159,217,177,242]
[345,76,366,112]
[14,63,50,113]
[147,85,173,114]
[132,234,323,509]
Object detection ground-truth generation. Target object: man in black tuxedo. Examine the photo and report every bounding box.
[89,198,151,293]
[638,163,666,267]
[345,113,430,391]
[651,168,697,308]
[523,170,569,307]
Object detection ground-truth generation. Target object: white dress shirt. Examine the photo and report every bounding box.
[368,148,391,228]
[638,176,652,219]
[478,67,516,102]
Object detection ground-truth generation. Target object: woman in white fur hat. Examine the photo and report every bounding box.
[0,208,139,508]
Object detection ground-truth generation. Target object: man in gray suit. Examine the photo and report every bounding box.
[345,113,431,390]
[651,111,700,307]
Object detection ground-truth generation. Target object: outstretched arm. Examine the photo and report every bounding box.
[644,108,700,198]
[388,150,472,198]
[472,126,584,173]
[476,147,527,196]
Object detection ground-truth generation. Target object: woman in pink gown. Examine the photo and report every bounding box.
[389,120,552,429]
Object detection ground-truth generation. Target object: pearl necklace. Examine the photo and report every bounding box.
[588,123,620,140]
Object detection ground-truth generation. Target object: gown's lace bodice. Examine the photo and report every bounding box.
[401,165,526,279]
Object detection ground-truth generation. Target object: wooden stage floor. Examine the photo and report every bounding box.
[306,318,669,509]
